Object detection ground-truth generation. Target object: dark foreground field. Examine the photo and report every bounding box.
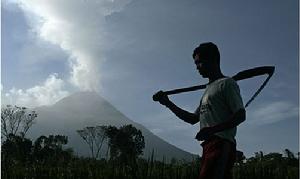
[2,150,298,179]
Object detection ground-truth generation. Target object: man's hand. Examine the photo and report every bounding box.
[153,91,171,106]
[195,127,215,141]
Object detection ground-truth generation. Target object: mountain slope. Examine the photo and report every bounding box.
[28,91,198,161]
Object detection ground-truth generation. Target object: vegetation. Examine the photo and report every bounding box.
[1,105,37,139]
[1,105,298,178]
[76,124,145,162]
[233,150,299,179]
[2,131,298,179]
[104,125,145,162]
[77,126,108,159]
[2,139,298,179]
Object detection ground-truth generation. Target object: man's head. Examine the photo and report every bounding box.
[192,42,221,78]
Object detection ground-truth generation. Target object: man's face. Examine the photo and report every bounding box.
[194,54,212,78]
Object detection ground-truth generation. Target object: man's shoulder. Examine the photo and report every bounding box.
[216,77,240,91]
[222,77,235,82]
[217,77,236,86]
[223,77,239,85]
[208,77,238,92]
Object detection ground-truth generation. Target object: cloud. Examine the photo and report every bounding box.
[246,101,299,125]
[3,74,70,108]
[10,0,132,91]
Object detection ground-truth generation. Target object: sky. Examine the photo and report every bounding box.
[1,0,299,157]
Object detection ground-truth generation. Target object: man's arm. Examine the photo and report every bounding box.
[196,108,246,140]
[153,91,199,125]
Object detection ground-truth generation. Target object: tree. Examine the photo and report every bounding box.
[119,124,145,160]
[104,125,119,159]
[1,105,37,139]
[254,151,264,161]
[2,134,33,164]
[33,135,72,164]
[77,126,108,159]
[104,124,145,179]
[77,124,145,162]
[283,149,295,159]
[235,150,246,165]
[263,152,283,162]
[106,124,145,163]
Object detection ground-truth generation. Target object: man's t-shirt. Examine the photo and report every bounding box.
[195,77,244,144]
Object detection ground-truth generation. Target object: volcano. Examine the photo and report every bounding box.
[28,91,198,161]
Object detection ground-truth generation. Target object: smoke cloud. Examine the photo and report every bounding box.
[13,0,132,91]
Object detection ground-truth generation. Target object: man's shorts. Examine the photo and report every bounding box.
[199,135,236,179]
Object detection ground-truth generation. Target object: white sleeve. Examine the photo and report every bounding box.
[223,79,244,114]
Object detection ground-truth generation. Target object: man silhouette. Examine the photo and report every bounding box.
[154,42,246,179]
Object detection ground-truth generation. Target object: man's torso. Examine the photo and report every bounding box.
[196,77,244,144]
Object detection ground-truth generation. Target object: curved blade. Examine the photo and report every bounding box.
[153,66,275,108]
